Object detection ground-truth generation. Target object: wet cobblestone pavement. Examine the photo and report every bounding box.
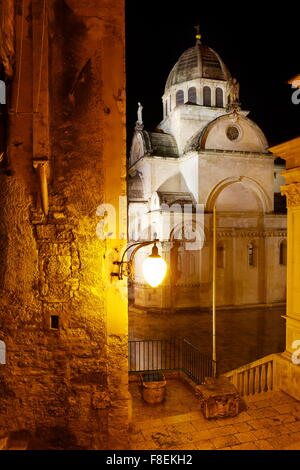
[129,379,300,450]
[129,305,286,374]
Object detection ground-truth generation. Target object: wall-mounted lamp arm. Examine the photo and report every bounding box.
[112,239,159,280]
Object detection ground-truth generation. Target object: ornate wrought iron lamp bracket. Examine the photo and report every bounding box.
[111,239,160,280]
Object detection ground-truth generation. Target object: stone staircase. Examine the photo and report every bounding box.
[223,354,300,449]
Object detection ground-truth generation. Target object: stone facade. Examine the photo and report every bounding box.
[0,0,129,450]
[128,38,287,311]
[270,138,300,401]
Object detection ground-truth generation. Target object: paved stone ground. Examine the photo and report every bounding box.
[129,379,300,450]
[129,305,286,374]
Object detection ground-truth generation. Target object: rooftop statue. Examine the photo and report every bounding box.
[135,102,144,131]
[228,78,241,111]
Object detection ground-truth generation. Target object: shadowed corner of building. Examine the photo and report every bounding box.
[0,0,130,450]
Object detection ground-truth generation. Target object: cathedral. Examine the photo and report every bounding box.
[128,34,287,311]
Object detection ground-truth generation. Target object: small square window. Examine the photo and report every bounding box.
[50,315,59,329]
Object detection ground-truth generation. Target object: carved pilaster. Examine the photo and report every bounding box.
[281,183,300,207]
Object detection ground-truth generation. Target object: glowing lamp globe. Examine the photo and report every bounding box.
[142,244,167,288]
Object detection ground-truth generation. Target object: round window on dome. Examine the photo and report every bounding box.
[226,126,240,141]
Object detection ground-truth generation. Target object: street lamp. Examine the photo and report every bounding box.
[111,239,167,288]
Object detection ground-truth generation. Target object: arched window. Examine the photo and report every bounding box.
[0,340,6,364]
[203,86,211,106]
[176,90,184,106]
[279,240,287,266]
[217,243,225,268]
[248,242,256,267]
[0,80,6,105]
[165,100,168,117]
[188,87,197,104]
[216,87,223,108]
[169,95,172,112]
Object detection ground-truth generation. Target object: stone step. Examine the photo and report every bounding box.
[7,438,29,451]
[283,441,300,450]
[0,436,8,450]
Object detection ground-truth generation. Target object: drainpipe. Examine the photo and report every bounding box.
[33,157,49,216]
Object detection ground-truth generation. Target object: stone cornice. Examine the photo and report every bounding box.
[213,230,287,238]
[270,137,300,164]
[128,149,273,169]
[133,282,208,289]
[197,149,274,160]
[281,168,300,185]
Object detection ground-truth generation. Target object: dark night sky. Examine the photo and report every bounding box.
[125,1,300,150]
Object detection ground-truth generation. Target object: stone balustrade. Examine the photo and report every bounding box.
[223,354,276,396]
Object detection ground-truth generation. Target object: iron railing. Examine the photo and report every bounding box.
[128,338,216,385]
[181,339,216,384]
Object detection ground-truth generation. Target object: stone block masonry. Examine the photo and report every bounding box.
[0,0,129,450]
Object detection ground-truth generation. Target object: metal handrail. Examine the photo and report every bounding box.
[182,338,205,353]
[128,337,216,385]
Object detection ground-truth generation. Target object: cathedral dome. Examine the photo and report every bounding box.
[165,42,231,92]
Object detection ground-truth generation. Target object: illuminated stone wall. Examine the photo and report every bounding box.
[128,39,287,312]
[0,0,129,450]
[270,137,300,401]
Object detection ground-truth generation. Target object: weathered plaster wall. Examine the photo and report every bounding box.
[0,0,129,450]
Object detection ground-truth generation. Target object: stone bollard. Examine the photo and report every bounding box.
[196,376,240,419]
